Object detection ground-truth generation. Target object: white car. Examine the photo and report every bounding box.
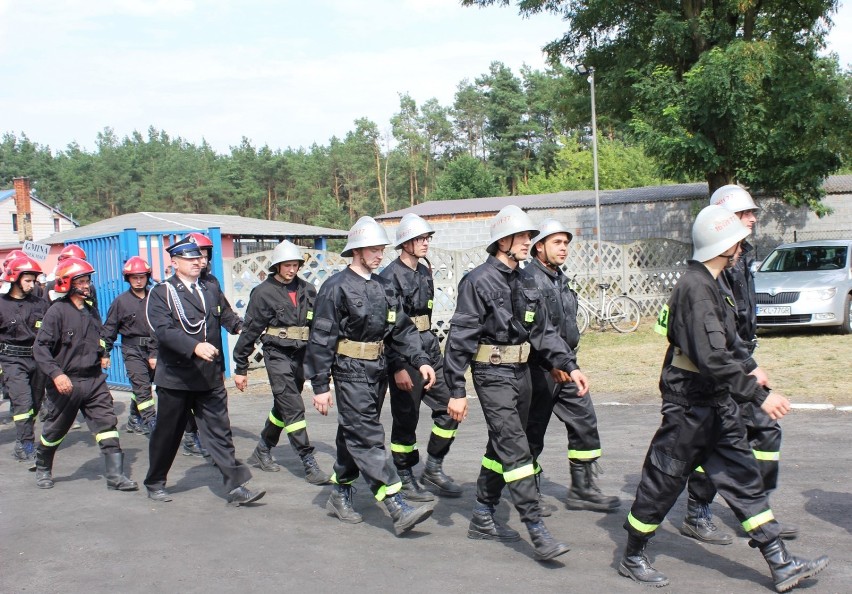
[754,239,852,334]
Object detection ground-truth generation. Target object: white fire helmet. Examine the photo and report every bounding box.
[394,213,435,249]
[268,240,305,272]
[486,205,538,255]
[692,205,751,262]
[709,184,759,213]
[531,218,573,256]
[341,216,390,257]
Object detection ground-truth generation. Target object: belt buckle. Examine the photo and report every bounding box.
[278,329,288,339]
[489,346,502,365]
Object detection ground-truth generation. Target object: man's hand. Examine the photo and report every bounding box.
[447,397,468,423]
[569,369,590,396]
[394,369,414,392]
[550,368,572,383]
[234,374,248,392]
[419,365,436,390]
[148,358,157,370]
[750,366,769,387]
[194,342,219,362]
[761,392,791,420]
[313,391,333,416]
[53,374,73,395]
[100,357,110,369]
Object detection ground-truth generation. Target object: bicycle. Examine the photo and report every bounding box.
[575,282,641,334]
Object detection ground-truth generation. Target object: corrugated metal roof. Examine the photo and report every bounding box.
[43,212,348,244]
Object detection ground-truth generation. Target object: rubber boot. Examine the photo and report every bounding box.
[565,461,621,512]
[421,454,463,497]
[35,448,56,489]
[680,496,733,545]
[13,439,35,462]
[326,484,363,524]
[182,431,209,457]
[301,453,331,485]
[525,519,570,561]
[754,538,829,592]
[104,452,139,491]
[383,492,434,536]
[398,468,435,502]
[618,533,670,586]
[467,501,520,542]
[247,438,281,472]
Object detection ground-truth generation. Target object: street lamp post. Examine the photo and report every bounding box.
[575,64,603,292]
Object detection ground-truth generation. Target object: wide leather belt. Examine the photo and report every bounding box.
[0,343,33,357]
[473,342,531,365]
[670,348,699,373]
[266,326,310,341]
[335,339,384,360]
[412,315,431,332]
[124,336,152,347]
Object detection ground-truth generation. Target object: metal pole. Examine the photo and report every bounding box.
[588,68,603,288]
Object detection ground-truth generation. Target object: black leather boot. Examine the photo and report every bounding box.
[565,461,621,512]
[247,439,281,472]
[301,453,331,485]
[755,538,829,592]
[181,431,209,457]
[35,448,56,489]
[467,501,521,542]
[421,455,463,497]
[13,439,35,462]
[525,519,570,561]
[398,468,435,502]
[326,484,363,523]
[680,496,732,545]
[226,484,266,506]
[104,452,139,491]
[618,533,669,586]
[383,492,434,536]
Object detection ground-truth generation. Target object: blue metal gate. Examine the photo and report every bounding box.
[71,227,229,389]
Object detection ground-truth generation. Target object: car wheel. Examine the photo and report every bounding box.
[840,294,852,335]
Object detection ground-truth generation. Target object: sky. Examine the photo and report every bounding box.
[2,0,851,155]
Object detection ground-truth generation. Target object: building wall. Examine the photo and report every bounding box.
[0,199,75,245]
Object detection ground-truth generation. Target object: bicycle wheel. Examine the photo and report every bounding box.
[607,296,641,333]
[576,303,589,335]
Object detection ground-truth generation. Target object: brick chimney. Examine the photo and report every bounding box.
[12,176,34,241]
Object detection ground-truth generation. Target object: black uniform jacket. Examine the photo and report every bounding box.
[722,240,757,344]
[145,275,226,391]
[379,258,441,370]
[34,298,104,379]
[659,260,768,407]
[444,255,577,398]
[101,288,158,358]
[232,275,316,375]
[525,258,581,369]
[0,292,49,347]
[304,267,430,394]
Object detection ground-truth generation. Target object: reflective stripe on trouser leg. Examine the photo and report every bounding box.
[123,348,155,420]
[263,348,312,455]
[374,481,403,501]
[551,379,603,462]
[329,472,356,485]
[742,400,782,493]
[13,409,34,422]
[567,448,602,461]
[388,362,424,470]
[4,357,38,441]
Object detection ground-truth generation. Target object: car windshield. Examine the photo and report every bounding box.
[759,246,848,272]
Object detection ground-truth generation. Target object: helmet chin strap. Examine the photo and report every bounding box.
[499,234,524,262]
[538,244,560,270]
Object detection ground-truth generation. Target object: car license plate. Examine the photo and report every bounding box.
[757,306,791,316]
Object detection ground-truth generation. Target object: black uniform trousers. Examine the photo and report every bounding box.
[121,344,156,422]
[260,346,313,457]
[145,384,251,492]
[332,377,401,500]
[2,355,45,443]
[38,372,120,455]
[474,364,540,523]
[627,399,781,546]
[388,357,457,470]
[527,366,602,467]
[687,400,782,502]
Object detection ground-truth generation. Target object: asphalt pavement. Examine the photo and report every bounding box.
[1,389,849,594]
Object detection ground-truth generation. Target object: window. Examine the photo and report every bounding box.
[54,217,60,232]
[11,213,17,232]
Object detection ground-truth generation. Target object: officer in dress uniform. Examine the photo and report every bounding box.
[618,205,828,592]
[232,240,331,485]
[143,236,263,506]
[33,257,138,491]
[102,256,158,436]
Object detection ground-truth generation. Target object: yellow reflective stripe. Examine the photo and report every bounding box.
[285,420,307,433]
[695,466,705,473]
[390,442,417,453]
[99,339,106,349]
[13,409,34,422]
[41,434,64,447]
[654,304,669,336]
[753,450,780,461]
[329,472,355,485]
[503,463,535,483]
[524,311,534,322]
[137,399,156,411]
[481,456,503,474]
[375,481,403,501]
[268,412,286,428]
[306,310,314,320]
[35,320,42,328]
[427,299,433,310]
[742,509,775,532]
[627,512,659,534]
[534,462,542,475]
[95,430,120,442]
[387,310,396,323]
[568,448,602,460]
[130,394,137,401]
[431,425,457,439]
